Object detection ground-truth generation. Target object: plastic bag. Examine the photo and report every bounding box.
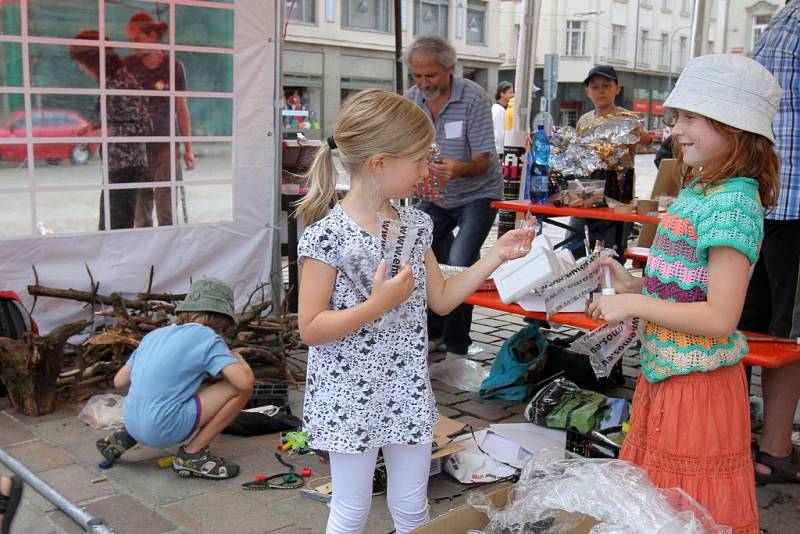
[480,323,548,400]
[469,457,732,534]
[429,357,489,392]
[569,317,641,378]
[78,393,125,430]
[523,377,607,434]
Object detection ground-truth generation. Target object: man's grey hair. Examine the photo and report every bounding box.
[402,35,457,69]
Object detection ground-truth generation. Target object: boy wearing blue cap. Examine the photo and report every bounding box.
[96,278,254,479]
[569,65,652,258]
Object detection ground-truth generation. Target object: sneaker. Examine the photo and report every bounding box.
[96,429,138,462]
[428,338,445,353]
[172,445,240,480]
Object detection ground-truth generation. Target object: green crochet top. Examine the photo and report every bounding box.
[639,177,763,383]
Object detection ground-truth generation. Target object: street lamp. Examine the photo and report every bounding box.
[667,25,692,92]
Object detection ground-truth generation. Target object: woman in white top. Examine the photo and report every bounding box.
[492,81,514,155]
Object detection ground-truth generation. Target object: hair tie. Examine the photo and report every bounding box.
[327,136,337,150]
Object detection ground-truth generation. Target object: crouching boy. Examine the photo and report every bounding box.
[96,278,254,479]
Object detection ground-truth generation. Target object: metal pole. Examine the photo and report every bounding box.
[393,0,403,94]
[0,448,114,533]
[272,0,285,312]
[689,0,706,58]
[511,0,542,135]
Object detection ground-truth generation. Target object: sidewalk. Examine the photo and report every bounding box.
[2,309,798,533]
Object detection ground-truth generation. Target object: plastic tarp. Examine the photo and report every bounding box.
[0,0,277,332]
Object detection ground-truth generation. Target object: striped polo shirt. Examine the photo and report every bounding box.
[406,77,503,209]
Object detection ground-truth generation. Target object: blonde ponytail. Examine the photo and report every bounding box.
[295,143,337,226]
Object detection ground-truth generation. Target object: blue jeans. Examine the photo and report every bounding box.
[418,198,498,354]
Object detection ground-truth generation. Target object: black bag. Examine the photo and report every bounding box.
[222,411,301,437]
[536,334,625,392]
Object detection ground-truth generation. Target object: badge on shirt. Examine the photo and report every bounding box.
[444,120,463,139]
[155,80,167,90]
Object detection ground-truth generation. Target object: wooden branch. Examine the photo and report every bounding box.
[28,285,154,312]
[135,292,187,302]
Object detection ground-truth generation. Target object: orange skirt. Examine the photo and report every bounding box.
[620,362,758,534]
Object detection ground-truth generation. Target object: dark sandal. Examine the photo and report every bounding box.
[1,476,24,534]
[95,430,137,462]
[755,447,800,485]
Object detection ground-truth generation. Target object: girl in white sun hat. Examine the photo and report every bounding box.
[588,53,781,533]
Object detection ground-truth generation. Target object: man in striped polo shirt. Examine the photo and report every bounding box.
[403,36,503,358]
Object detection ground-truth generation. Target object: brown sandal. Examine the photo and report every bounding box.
[755,447,800,485]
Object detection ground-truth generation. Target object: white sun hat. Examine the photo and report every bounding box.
[664,53,782,143]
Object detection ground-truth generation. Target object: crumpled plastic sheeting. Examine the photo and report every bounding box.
[468,457,731,534]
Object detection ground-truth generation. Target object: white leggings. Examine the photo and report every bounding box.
[326,442,432,534]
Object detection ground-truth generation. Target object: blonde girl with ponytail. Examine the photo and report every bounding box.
[295,89,533,534]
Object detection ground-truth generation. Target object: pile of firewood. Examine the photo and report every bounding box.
[0,267,300,416]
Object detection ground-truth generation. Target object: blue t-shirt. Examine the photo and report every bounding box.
[122,323,236,447]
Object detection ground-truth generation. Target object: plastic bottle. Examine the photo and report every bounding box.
[530,125,550,203]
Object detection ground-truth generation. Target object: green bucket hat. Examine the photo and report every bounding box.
[175,278,236,323]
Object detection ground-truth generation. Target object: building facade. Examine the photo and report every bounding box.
[282,0,504,139]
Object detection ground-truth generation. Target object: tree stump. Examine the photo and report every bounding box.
[0,320,91,416]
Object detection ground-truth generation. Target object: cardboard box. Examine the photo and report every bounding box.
[429,416,467,476]
[638,158,680,247]
[412,486,598,534]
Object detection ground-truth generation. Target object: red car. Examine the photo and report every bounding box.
[0,109,95,165]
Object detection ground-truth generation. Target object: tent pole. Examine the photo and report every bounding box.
[271,0,285,313]
[394,0,403,94]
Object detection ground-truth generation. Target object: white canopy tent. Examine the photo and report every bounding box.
[0,0,281,332]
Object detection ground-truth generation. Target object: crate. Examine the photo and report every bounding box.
[565,426,623,459]
[245,382,290,412]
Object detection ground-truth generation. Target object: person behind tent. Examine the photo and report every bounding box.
[492,81,514,155]
[96,278,254,480]
[294,88,533,534]
[589,54,781,533]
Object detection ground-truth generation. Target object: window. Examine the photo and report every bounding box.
[281,82,322,138]
[565,20,586,57]
[661,0,671,10]
[287,0,316,24]
[660,32,669,66]
[612,25,625,60]
[414,0,448,38]
[641,0,651,5]
[680,0,690,14]
[561,109,578,128]
[751,15,772,49]
[710,0,718,19]
[678,36,687,67]
[343,0,391,32]
[0,0,235,236]
[466,0,485,45]
[638,29,649,64]
[707,40,714,54]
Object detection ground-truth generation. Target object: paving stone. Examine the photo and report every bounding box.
[29,414,107,447]
[49,494,175,534]
[160,490,295,534]
[453,400,512,422]
[475,318,509,328]
[470,322,497,334]
[470,331,502,344]
[473,307,505,317]
[5,439,75,473]
[436,405,460,418]
[467,351,497,362]
[433,390,463,406]
[455,415,491,431]
[0,410,36,447]
[7,500,64,533]
[24,463,117,513]
[430,380,469,396]
[497,413,528,424]
[10,401,83,428]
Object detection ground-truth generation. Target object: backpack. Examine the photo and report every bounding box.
[0,291,37,339]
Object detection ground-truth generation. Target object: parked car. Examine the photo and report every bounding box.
[0,109,96,165]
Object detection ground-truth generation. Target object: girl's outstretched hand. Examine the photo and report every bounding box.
[587,293,640,323]
[595,256,641,294]
[491,228,537,262]
[370,260,415,312]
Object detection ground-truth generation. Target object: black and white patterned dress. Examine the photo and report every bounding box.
[297,204,438,453]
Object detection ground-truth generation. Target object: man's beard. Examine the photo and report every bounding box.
[420,87,443,101]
